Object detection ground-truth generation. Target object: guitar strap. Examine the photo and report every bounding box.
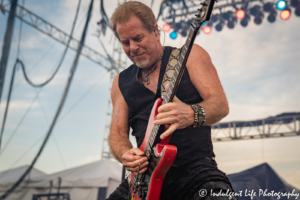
[161,48,181,98]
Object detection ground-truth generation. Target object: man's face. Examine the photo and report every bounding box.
[116,15,160,69]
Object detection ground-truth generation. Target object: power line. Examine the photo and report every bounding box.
[0,135,44,181]
[1,88,42,153]
[58,71,109,122]
[13,4,89,90]
[37,93,67,170]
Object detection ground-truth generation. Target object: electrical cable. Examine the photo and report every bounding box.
[0,0,94,198]
[0,135,44,181]
[14,4,88,89]
[58,71,109,122]
[37,94,66,169]
[0,0,82,153]
[1,88,42,153]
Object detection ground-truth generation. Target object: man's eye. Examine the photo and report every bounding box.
[122,41,129,46]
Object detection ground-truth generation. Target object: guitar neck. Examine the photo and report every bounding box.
[162,27,198,105]
[146,25,199,149]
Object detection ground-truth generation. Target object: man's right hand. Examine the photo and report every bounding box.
[122,148,149,174]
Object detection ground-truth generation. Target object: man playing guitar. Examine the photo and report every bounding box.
[107,1,236,199]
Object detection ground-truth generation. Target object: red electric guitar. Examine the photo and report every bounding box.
[129,0,216,199]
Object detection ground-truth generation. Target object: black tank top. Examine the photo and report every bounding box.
[118,46,214,166]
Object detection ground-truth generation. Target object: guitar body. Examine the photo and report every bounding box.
[129,98,177,200]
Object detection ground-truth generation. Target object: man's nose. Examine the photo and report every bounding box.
[130,41,139,52]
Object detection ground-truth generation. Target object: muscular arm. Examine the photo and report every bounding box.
[155,44,229,139]
[187,44,229,125]
[109,75,148,173]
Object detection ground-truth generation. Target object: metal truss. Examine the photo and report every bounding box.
[157,0,295,30]
[211,114,300,142]
[1,0,111,69]
[159,0,251,20]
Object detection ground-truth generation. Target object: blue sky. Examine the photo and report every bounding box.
[0,0,300,189]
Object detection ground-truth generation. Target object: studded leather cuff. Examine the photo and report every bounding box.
[189,104,206,128]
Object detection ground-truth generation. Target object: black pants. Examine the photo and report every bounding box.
[107,158,237,200]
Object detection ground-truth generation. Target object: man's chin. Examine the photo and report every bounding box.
[135,60,150,69]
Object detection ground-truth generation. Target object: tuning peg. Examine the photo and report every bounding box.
[201,2,208,6]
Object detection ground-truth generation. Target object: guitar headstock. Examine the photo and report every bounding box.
[192,0,217,28]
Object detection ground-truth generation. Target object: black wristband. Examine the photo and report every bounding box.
[189,104,206,127]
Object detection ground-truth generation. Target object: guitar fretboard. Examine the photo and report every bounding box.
[147,26,198,148]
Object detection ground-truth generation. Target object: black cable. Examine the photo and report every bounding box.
[15,0,81,88]
[1,88,41,153]
[58,71,109,122]
[37,94,67,169]
[0,0,93,198]
[0,0,82,152]
[0,135,44,181]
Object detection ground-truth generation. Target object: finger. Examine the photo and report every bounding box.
[131,148,145,156]
[165,84,170,92]
[156,109,179,120]
[139,168,148,174]
[160,124,177,140]
[123,157,148,168]
[157,103,174,113]
[154,117,179,125]
[122,154,144,163]
[126,161,149,173]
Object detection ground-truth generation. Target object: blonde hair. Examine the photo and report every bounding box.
[110,1,156,39]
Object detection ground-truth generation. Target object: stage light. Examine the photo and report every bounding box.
[240,14,250,27]
[211,14,220,23]
[295,6,300,16]
[202,22,206,26]
[206,21,213,27]
[187,19,193,27]
[268,10,277,22]
[280,9,291,20]
[276,0,286,10]
[181,30,187,37]
[236,10,245,19]
[222,11,233,20]
[203,26,211,34]
[250,5,261,16]
[170,31,177,39]
[215,21,224,31]
[254,12,264,25]
[263,2,274,12]
[227,17,237,29]
[163,24,171,32]
[291,0,299,8]
[175,22,182,30]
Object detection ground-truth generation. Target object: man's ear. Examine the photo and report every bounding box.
[153,23,160,39]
